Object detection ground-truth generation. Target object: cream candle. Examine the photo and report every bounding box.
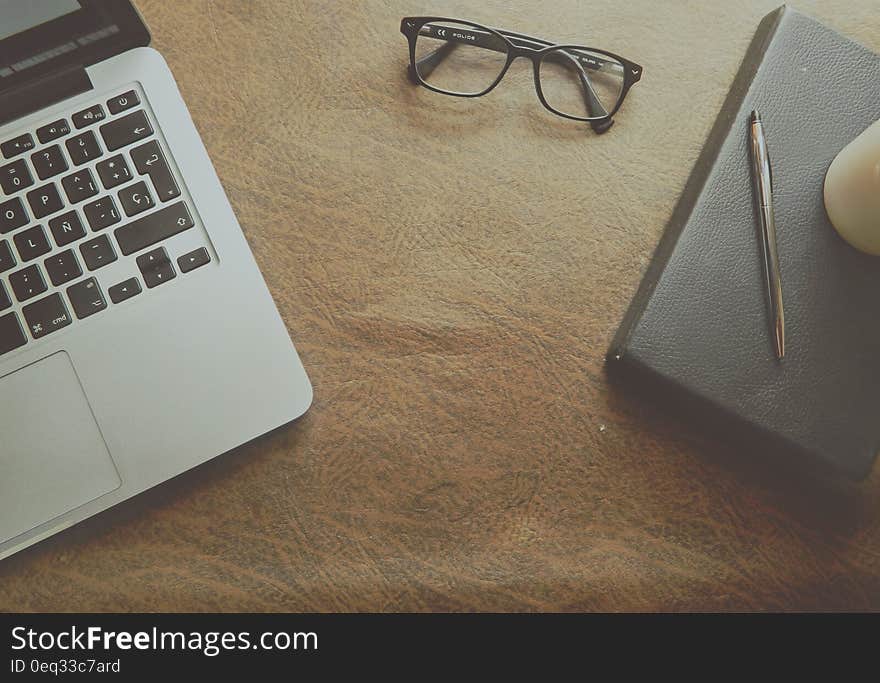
[824,119,880,255]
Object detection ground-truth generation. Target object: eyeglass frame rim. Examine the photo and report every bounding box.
[400,16,643,123]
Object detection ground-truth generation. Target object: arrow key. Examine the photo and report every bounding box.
[177,247,211,273]
[109,277,142,304]
[137,246,176,289]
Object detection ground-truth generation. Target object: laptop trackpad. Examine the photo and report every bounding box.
[0,352,121,545]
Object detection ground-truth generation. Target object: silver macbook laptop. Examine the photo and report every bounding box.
[0,0,312,560]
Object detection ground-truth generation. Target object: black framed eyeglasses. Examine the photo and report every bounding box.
[400,17,643,133]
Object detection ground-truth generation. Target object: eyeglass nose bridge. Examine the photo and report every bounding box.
[507,44,544,61]
[503,49,553,104]
[503,48,555,101]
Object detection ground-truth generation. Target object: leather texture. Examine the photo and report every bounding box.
[3,0,880,612]
[609,7,880,480]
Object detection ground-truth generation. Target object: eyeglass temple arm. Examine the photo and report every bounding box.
[485,31,615,128]
[410,25,614,133]
[499,30,628,133]
[541,50,612,133]
[408,39,459,84]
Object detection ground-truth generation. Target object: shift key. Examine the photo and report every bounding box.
[114,201,194,255]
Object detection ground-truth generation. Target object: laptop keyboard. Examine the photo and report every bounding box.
[0,86,212,359]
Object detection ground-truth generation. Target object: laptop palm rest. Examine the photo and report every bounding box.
[0,352,121,546]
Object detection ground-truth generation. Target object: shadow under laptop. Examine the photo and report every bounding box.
[604,362,876,541]
[0,416,313,575]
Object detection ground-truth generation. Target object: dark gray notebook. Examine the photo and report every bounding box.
[608,6,880,479]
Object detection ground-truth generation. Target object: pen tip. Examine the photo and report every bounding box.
[750,110,761,123]
[775,322,785,360]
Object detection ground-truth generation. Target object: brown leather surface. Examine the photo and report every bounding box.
[2,0,879,612]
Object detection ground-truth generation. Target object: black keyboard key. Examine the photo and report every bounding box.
[96,155,132,190]
[119,180,154,217]
[107,90,140,115]
[0,159,34,194]
[0,197,28,233]
[72,104,106,129]
[26,183,63,219]
[14,225,51,262]
[9,264,47,302]
[178,247,211,273]
[83,196,120,231]
[143,263,176,289]
[100,110,153,152]
[36,119,71,144]
[109,277,142,304]
[0,312,26,355]
[61,169,98,203]
[1,133,35,159]
[136,247,167,270]
[23,292,71,339]
[45,249,82,286]
[66,131,102,165]
[80,234,117,271]
[0,281,10,311]
[48,210,86,247]
[67,277,107,319]
[115,201,193,256]
[131,140,179,202]
[0,239,15,273]
[30,145,68,180]
[137,247,176,288]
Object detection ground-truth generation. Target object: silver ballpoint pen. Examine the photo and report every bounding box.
[748,110,785,359]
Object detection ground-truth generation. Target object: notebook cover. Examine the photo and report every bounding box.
[607,6,880,480]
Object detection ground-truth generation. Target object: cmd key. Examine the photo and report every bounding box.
[22,292,71,339]
[114,201,193,255]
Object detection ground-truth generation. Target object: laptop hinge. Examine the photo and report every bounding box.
[0,65,93,128]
